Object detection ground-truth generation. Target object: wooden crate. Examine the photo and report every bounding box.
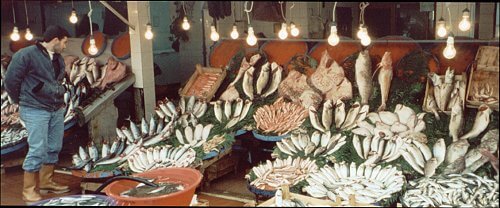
[179,64,226,101]
[422,74,467,115]
[466,46,499,111]
[205,153,239,182]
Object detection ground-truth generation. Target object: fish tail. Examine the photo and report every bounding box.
[377,103,386,112]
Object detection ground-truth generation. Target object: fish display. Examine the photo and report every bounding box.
[254,97,308,136]
[120,181,184,198]
[275,131,346,158]
[355,50,373,105]
[174,123,213,148]
[36,195,114,206]
[303,162,405,204]
[127,145,196,173]
[211,98,252,129]
[375,52,393,112]
[402,173,499,207]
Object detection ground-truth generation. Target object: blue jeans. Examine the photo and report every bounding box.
[19,105,65,172]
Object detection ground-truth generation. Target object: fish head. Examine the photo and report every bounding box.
[358,50,369,60]
[249,53,261,66]
[380,52,392,68]
[444,67,455,83]
[478,104,492,115]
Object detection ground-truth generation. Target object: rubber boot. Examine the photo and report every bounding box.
[39,164,70,194]
[22,171,42,203]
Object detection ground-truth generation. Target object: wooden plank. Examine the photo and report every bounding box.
[75,74,135,126]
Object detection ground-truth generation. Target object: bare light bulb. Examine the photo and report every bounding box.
[210,25,220,41]
[458,8,471,32]
[437,17,447,38]
[10,26,20,41]
[230,24,239,39]
[361,36,371,46]
[327,25,340,46]
[69,9,78,24]
[278,23,288,40]
[25,28,33,41]
[357,25,368,39]
[88,38,98,55]
[443,35,456,59]
[290,22,299,37]
[182,16,190,30]
[145,23,153,40]
[246,26,257,46]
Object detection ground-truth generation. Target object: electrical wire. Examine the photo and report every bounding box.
[359,2,369,26]
[88,0,93,36]
[244,1,254,25]
[12,0,16,25]
[71,0,74,9]
[447,7,452,31]
[289,2,295,22]
[332,2,337,22]
[182,1,187,17]
[279,1,286,22]
[24,0,29,26]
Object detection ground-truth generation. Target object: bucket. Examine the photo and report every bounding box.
[104,168,203,206]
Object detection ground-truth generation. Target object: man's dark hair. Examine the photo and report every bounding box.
[43,25,70,42]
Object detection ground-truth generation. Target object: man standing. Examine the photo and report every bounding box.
[5,25,70,203]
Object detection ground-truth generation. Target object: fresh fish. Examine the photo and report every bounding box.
[79,146,89,161]
[148,115,157,136]
[242,67,255,100]
[232,98,244,118]
[426,95,441,120]
[428,73,443,111]
[179,96,186,114]
[126,117,141,140]
[202,124,214,140]
[262,62,283,98]
[439,67,454,111]
[110,138,120,155]
[239,99,252,122]
[224,100,232,120]
[355,50,373,105]
[141,117,149,136]
[256,62,270,95]
[447,81,461,110]
[334,99,346,129]
[459,104,492,140]
[229,57,250,86]
[186,96,195,113]
[309,106,326,132]
[375,52,393,112]
[353,134,364,159]
[424,157,438,177]
[101,140,110,159]
[220,85,240,101]
[321,100,333,131]
[165,99,178,118]
[340,102,361,130]
[445,139,470,164]
[213,100,223,123]
[449,100,464,142]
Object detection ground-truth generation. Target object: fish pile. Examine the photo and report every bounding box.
[303,162,405,205]
[220,53,262,101]
[401,173,499,207]
[120,181,184,198]
[72,116,175,172]
[279,70,323,110]
[183,65,224,98]
[245,157,318,191]
[1,105,20,126]
[310,100,369,133]
[36,195,114,206]
[427,67,465,116]
[310,51,353,103]
[470,82,498,105]
[275,131,346,158]
[175,123,213,148]
[156,96,208,128]
[1,126,27,148]
[69,56,128,90]
[202,134,226,154]
[463,129,499,174]
[61,78,90,124]
[241,61,284,101]
[127,145,196,173]
[211,98,252,129]
[254,97,308,136]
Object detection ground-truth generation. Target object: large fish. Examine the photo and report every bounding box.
[355,50,373,105]
[448,99,464,142]
[242,67,255,100]
[262,62,283,98]
[256,62,270,95]
[439,67,455,111]
[428,72,443,110]
[375,52,393,112]
[460,104,492,140]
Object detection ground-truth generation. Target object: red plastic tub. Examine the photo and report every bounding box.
[104,168,203,206]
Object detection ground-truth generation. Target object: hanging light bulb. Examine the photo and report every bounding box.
[436,17,447,38]
[145,23,153,40]
[290,22,299,37]
[458,8,471,32]
[357,25,368,39]
[246,26,257,46]
[278,22,288,40]
[25,28,33,40]
[69,9,78,24]
[327,23,340,46]
[210,25,220,41]
[182,16,190,30]
[10,26,20,41]
[88,37,98,55]
[443,34,456,59]
[361,36,371,46]
[230,24,239,39]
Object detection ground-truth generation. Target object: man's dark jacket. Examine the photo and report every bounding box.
[4,41,66,112]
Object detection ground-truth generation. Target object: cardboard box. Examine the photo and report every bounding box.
[423,74,467,115]
[466,46,499,111]
[179,64,226,101]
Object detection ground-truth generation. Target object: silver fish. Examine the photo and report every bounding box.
[321,99,333,131]
[376,52,393,112]
[101,141,110,159]
[309,106,326,132]
[256,62,270,95]
[449,99,464,142]
[141,117,149,136]
[459,104,492,140]
[126,117,141,140]
[428,72,443,110]
[262,62,283,98]
[439,67,454,111]
[148,114,157,136]
[186,96,196,113]
[179,96,186,114]
[445,139,470,164]
[424,157,438,177]
[213,100,223,123]
[334,99,346,129]
[426,95,441,120]
[239,99,252,122]
[224,100,232,120]
[242,67,255,100]
[88,141,99,162]
[355,49,373,105]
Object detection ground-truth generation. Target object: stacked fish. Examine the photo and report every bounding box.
[175,123,214,148]
[1,104,19,126]
[1,127,27,148]
[303,162,405,205]
[202,134,227,154]
[127,145,196,173]
[427,68,465,116]
[156,96,208,128]
[245,157,318,191]
[402,173,499,207]
[72,116,174,172]
[220,53,262,101]
[211,98,252,129]
[309,100,369,133]
[275,131,346,158]
[62,78,90,124]
[68,57,101,88]
[254,97,308,136]
[240,61,284,100]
